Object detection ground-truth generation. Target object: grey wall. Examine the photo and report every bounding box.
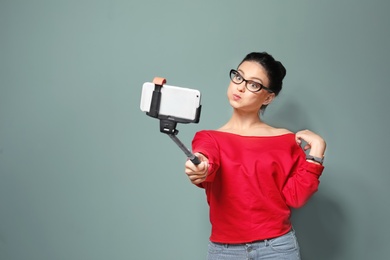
[1,1,389,259]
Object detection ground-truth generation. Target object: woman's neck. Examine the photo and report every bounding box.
[219,111,267,132]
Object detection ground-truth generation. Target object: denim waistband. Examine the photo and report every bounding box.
[212,240,268,249]
[211,229,294,248]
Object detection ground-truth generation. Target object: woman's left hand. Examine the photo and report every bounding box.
[295,129,326,159]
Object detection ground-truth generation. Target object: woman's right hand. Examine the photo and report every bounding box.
[185,153,209,185]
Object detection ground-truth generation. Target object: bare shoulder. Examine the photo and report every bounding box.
[264,126,293,136]
[272,127,293,136]
[251,125,293,137]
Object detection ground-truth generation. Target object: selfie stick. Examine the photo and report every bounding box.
[146,77,201,165]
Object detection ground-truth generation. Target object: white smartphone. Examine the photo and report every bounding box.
[140,82,201,122]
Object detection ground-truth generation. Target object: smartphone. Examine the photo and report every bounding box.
[140,82,201,122]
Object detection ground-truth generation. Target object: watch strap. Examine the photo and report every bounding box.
[306,155,324,164]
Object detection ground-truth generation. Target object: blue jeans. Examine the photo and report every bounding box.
[207,230,301,260]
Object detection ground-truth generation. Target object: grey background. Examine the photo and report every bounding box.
[1,0,389,259]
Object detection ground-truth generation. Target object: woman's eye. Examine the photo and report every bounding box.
[249,82,260,90]
[235,75,242,81]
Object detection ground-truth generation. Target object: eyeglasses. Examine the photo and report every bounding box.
[229,69,273,93]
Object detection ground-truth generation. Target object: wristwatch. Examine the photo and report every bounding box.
[306,155,324,164]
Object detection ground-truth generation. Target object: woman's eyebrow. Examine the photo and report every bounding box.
[237,69,264,83]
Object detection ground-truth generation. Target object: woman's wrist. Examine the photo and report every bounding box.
[306,155,324,165]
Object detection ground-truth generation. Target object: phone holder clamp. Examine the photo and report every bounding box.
[146,77,200,165]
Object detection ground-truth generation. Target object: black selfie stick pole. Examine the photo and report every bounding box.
[159,119,201,165]
[147,77,200,165]
[169,133,201,165]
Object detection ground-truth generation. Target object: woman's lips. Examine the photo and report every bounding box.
[233,94,241,101]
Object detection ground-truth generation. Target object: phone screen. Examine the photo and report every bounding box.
[140,82,201,121]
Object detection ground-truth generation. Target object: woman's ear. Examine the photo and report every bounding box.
[262,93,275,105]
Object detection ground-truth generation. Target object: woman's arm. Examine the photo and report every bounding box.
[282,130,326,208]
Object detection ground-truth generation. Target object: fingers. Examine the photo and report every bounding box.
[185,159,206,172]
[295,129,311,143]
[185,160,208,174]
[304,144,311,151]
[295,129,326,157]
[185,162,209,184]
[185,153,209,184]
[188,171,208,185]
[295,129,321,145]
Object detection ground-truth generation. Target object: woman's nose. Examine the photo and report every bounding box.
[237,82,246,92]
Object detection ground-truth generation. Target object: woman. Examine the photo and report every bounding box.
[184,52,326,260]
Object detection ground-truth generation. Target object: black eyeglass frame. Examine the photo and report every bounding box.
[229,69,273,93]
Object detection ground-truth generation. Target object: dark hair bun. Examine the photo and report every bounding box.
[276,61,286,80]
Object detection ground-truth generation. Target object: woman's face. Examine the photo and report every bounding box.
[227,61,274,113]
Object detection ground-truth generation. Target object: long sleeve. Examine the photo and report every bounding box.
[282,146,324,208]
[192,131,221,186]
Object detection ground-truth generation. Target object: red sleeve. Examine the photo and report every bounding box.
[282,144,324,208]
[192,131,220,187]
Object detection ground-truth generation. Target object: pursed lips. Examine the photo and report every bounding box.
[233,94,241,100]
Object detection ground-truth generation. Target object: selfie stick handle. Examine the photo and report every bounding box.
[168,134,201,165]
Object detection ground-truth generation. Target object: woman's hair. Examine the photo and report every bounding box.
[238,52,286,113]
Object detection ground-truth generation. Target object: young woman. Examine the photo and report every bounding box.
[184,52,326,260]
